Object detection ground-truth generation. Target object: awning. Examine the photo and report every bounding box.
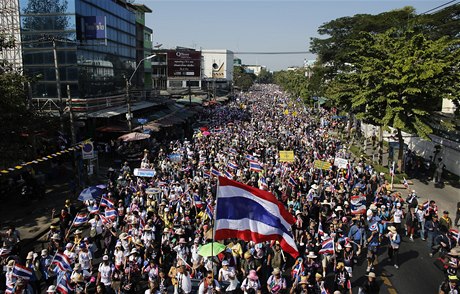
[134,122,161,132]
[87,101,159,118]
[96,125,129,133]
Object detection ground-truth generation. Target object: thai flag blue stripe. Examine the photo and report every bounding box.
[216,197,291,236]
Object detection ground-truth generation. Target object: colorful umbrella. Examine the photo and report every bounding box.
[198,242,226,257]
[78,186,103,202]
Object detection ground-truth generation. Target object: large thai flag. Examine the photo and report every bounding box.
[87,204,99,214]
[350,195,366,215]
[215,177,298,258]
[203,171,211,179]
[52,252,72,272]
[249,162,263,172]
[74,213,88,226]
[318,238,334,254]
[100,196,114,208]
[12,264,33,280]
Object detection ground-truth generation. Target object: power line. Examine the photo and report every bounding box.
[420,0,458,14]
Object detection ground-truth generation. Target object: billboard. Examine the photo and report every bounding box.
[167,50,201,78]
[83,16,107,39]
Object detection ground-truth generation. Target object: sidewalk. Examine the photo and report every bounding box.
[0,162,110,252]
[358,138,460,218]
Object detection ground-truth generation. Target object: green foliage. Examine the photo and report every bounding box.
[257,68,273,84]
[273,68,312,103]
[233,66,256,91]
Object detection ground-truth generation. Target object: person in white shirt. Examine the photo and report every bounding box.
[199,271,221,294]
[416,204,426,240]
[97,255,113,287]
[392,202,404,234]
[218,260,238,293]
[78,243,92,272]
[241,270,261,294]
[175,264,192,294]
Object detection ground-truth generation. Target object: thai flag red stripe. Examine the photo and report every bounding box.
[105,208,117,220]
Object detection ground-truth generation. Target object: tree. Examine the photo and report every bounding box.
[257,68,273,84]
[233,66,255,91]
[328,29,460,171]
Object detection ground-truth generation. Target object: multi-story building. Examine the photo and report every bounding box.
[4,0,155,117]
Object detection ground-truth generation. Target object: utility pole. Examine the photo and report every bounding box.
[188,80,192,105]
[67,85,80,190]
[126,77,132,131]
[52,38,64,132]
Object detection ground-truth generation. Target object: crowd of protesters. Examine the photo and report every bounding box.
[0,84,459,294]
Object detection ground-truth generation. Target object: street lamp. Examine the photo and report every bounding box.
[126,54,156,131]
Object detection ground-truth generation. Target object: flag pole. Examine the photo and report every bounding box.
[64,213,78,241]
[390,161,395,190]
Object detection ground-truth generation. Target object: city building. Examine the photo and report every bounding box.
[2,0,156,119]
[244,65,265,76]
[0,0,22,70]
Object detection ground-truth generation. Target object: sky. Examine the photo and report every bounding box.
[140,0,444,71]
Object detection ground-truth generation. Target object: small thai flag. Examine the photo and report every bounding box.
[5,284,14,294]
[12,264,33,280]
[193,194,203,208]
[0,248,11,257]
[224,170,234,180]
[87,204,99,214]
[203,171,211,179]
[403,177,409,189]
[57,272,73,294]
[249,162,263,172]
[229,148,238,155]
[206,203,214,220]
[100,196,114,208]
[211,168,221,177]
[245,154,256,161]
[227,162,238,170]
[99,214,112,225]
[199,158,206,165]
[449,229,459,244]
[318,238,334,255]
[105,208,117,220]
[259,177,268,190]
[157,181,168,187]
[288,176,297,187]
[318,221,324,236]
[74,213,88,226]
[422,200,430,211]
[212,127,222,134]
[52,252,72,272]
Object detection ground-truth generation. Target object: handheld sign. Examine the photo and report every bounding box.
[133,168,156,177]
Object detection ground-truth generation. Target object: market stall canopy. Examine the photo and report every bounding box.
[118,132,151,142]
[134,122,161,132]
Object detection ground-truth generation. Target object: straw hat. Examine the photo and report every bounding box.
[311,184,319,190]
[119,233,129,240]
[388,226,397,233]
[299,276,308,285]
[129,248,138,255]
[272,267,281,275]
[306,251,317,259]
[179,238,187,244]
[336,262,345,270]
[51,233,61,240]
[244,251,252,259]
[74,229,83,234]
[366,272,376,278]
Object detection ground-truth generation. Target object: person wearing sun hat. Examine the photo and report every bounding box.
[241,269,261,294]
[267,267,286,294]
[333,262,352,294]
[386,225,401,269]
[218,259,238,293]
[360,272,380,293]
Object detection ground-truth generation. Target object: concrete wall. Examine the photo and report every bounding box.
[361,123,460,176]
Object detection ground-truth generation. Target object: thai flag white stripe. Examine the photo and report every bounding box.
[217,185,291,230]
[215,218,297,251]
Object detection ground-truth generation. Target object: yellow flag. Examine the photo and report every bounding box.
[284,109,289,115]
